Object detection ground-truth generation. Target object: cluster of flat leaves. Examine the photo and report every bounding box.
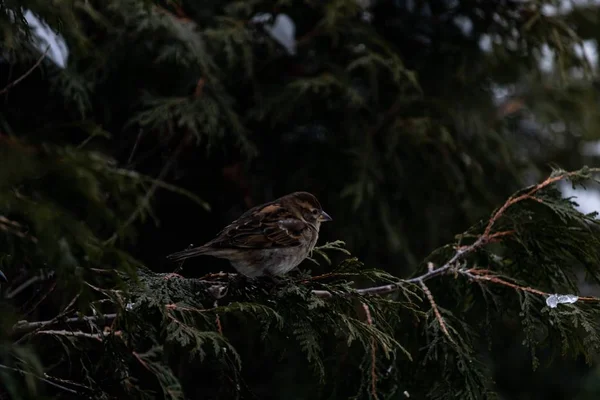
[3,165,600,399]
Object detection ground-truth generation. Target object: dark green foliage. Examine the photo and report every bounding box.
[7,171,600,399]
[4,0,600,399]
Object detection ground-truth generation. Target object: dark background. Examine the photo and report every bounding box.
[3,0,600,398]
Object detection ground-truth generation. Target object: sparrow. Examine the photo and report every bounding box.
[166,192,332,278]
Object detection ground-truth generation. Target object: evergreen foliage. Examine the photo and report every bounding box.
[3,0,600,399]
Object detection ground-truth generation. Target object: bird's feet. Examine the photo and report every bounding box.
[163,272,183,280]
[224,273,249,293]
[261,271,293,293]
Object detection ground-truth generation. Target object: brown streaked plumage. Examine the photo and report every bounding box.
[166,192,332,277]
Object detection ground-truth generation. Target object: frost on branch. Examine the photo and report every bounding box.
[546,294,579,308]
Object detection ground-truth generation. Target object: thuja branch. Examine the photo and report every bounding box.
[462,269,600,303]
[12,169,600,342]
[315,168,600,299]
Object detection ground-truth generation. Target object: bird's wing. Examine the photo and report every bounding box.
[208,203,306,249]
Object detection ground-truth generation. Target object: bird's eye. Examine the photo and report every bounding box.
[311,209,319,215]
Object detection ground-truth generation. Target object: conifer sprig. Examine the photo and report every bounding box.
[7,168,600,399]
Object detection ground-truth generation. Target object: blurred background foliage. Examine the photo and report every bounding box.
[3,0,600,398]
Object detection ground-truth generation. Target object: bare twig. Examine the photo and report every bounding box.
[104,136,189,245]
[127,128,145,165]
[39,374,94,393]
[36,329,121,341]
[23,280,57,317]
[0,215,24,229]
[0,215,38,243]
[15,293,81,344]
[462,269,600,302]
[419,280,454,343]
[0,363,80,394]
[4,271,55,299]
[362,303,378,399]
[0,47,49,96]
[199,272,237,280]
[310,246,467,299]
[13,313,117,336]
[132,351,150,371]
[215,313,223,335]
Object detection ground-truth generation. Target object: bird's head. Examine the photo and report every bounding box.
[284,191,332,228]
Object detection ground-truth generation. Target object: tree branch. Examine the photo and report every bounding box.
[12,170,600,344]
[36,329,122,341]
[361,302,378,399]
[0,363,81,395]
[0,46,49,96]
[462,268,600,303]
[12,313,117,335]
[314,170,600,299]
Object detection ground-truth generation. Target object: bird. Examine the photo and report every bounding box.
[166,191,332,278]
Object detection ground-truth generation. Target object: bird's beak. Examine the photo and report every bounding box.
[319,210,332,222]
[0,270,7,283]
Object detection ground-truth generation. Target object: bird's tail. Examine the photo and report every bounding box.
[166,246,210,262]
